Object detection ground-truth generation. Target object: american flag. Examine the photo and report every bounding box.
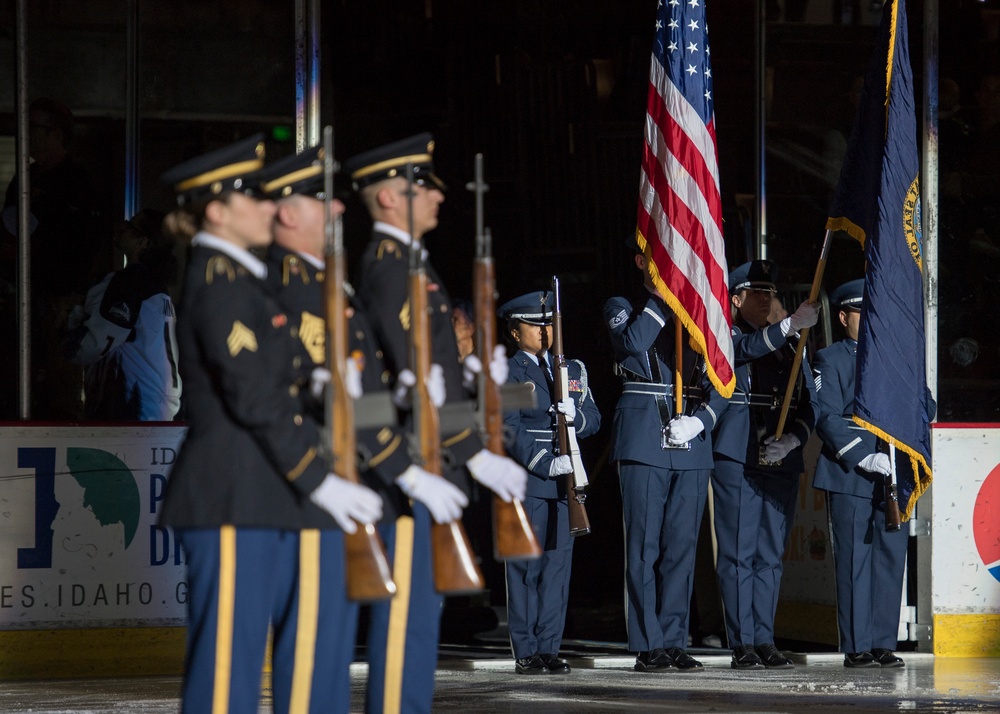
[636,0,735,398]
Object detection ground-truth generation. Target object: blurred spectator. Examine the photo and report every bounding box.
[452,299,476,360]
[2,98,110,419]
[62,209,181,421]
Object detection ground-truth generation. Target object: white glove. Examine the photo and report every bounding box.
[489,344,509,385]
[309,367,330,400]
[466,449,528,502]
[310,364,362,401]
[461,354,482,391]
[555,397,576,422]
[782,300,820,335]
[858,453,892,476]
[310,473,383,534]
[667,415,705,445]
[462,346,509,389]
[427,364,446,408]
[392,368,417,409]
[548,454,573,477]
[763,433,801,462]
[395,464,468,523]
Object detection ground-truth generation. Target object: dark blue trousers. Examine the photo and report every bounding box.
[619,460,709,651]
[178,527,353,714]
[505,495,574,659]
[712,458,799,647]
[366,502,442,714]
[828,490,908,653]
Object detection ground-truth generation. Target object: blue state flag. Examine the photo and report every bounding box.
[826,0,932,520]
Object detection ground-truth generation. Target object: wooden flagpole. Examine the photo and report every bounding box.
[774,229,833,438]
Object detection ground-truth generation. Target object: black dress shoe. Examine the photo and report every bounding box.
[844,651,880,668]
[634,648,674,672]
[665,647,704,671]
[540,653,571,674]
[515,654,547,674]
[871,648,905,668]
[731,643,765,670]
[755,643,794,669]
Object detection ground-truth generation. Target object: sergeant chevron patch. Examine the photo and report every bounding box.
[227,320,258,356]
[299,311,326,364]
[608,309,628,328]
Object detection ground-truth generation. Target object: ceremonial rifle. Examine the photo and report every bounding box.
[550,276,591,537]
[322,126,396,602]
[884,444,902,531]
[405,162,485,594]
[467,153,541,561]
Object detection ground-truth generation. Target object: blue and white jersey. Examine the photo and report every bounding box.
[68,264,181,421]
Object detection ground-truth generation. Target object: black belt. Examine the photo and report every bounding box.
[621,381,705,400]
[730,391,798,409]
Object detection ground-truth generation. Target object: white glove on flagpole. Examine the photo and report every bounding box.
[763,433,801,462]
[667,415,704,445]
[310,473,383,534]
[466,449,528,502]
[781,300,820,335]
[858,453,892,476]
[395,464,468,523]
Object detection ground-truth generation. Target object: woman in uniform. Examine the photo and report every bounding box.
[498,290,600,675]
[158,135,382,714]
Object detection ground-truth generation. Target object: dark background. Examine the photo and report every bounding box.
[2,0,998,646]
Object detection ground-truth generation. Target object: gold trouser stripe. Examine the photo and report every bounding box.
[289,529,321,714]
[213,526,237,714]
[383,516,415,714]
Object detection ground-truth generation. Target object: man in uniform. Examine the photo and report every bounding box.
[711,259,818,670]
[812,278,915,669]
[257,146,470,709]
[603,247,728,673]
[343,134,527,714]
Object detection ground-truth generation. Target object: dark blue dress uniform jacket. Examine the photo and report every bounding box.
[355,228,480,714]
[604,292,726,469]
[730,317,817,477]
[263,243,413,522]
[713,319,793,462]
[356,230,482,487]
[812,338,880,498]
[160,242,331,530]
[503,350,601,499]
[812,336,936,496]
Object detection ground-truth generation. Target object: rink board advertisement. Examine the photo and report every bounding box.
[0,425,188,629]
[931,424,1000,656]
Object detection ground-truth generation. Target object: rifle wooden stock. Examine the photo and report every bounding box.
[551,277,591,537]
[884,476,902,532]
[407,160,484,594]
[410,268,486,594]
[884,443,902,532]
[473,234,541,562]
[322,127,395,602]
